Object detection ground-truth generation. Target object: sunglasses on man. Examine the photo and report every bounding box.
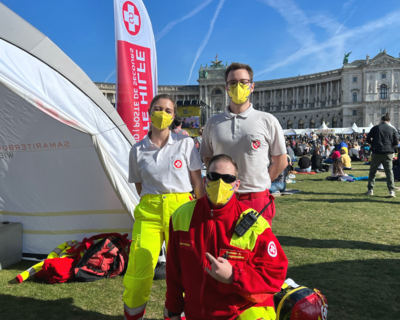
[206,172,237,184]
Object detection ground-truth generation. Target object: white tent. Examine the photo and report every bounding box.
[302,128,314,134]
[319,122,328,130]
[0,4,139,258]
[284,128,297,136]
[342,127,356,134]
[351,123,360,133]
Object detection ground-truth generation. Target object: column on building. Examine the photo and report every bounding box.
[273,90,276,110]
[338,80,341,103]
[284,88,288,108]
[307,85,310,108]
[296,87,299,109]
[262,91,265,108]
[318,83,322,107]
[329,81,333,106]
[199,86,203,102]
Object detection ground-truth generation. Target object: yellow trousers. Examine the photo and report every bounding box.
[237,306,276,320]
[123,193,192,310]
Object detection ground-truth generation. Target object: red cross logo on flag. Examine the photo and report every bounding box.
[267,241,277,257]
[122,1,141,36]
[174,160,183,169]
[252,140,261,150]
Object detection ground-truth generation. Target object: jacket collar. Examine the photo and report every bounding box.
[204,194,237,218]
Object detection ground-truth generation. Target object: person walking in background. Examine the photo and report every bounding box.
[366,114,399,197]
[193,126,203,152]
[172,118,190,136]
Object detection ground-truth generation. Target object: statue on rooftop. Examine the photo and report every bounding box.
[211,54,223,67]
[343,52,352,64]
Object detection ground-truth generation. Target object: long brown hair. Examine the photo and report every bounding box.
[332,158,343,175]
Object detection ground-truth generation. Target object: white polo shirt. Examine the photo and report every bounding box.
[129,132,203,197]
[200,105,286,193]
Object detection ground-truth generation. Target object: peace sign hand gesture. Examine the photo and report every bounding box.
[205,252,233,284]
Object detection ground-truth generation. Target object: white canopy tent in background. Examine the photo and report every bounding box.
[0,4,139,258]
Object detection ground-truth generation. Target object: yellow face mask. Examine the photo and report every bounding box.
[150,111,173,130]
[228,82,251,105]
[206,179,236,206]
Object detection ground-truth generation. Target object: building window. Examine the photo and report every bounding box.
[380,84,388,100]
[353,77,357,83]
[353,92,357,102]
[310,119,316,129]
[381,108,386,114]
[332,118,338,127]
[214,89,222,95]
[287,120,293,129]
[353,110,357,116]
[382,74,386,79]
[298,119,304,129]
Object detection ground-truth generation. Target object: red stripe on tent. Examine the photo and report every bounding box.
[35,99,79,126]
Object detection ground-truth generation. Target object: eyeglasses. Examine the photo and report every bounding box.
[206,172,237,184]
[226,79,252,87]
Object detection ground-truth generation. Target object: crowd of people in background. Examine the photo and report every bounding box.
[270,114,400,197]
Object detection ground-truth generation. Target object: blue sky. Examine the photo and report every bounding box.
[3,0,400,85]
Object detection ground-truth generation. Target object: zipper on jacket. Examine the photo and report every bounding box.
[200,210,215,318]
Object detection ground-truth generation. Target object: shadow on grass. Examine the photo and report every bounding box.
[288,259,400,320]
[0,296,124,320]
[0,295,160,320]
[278,236,400,253]
[302,198,400,204]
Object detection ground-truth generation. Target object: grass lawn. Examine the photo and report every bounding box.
[1,162,400,319]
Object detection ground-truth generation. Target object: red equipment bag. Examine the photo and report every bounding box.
[274,279,328,320]
[72,233,131,282]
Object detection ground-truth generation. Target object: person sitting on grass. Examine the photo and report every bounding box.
[311,147,323,172]
[295,151,311,172]
[340,148,352,170]
[331,158,348,178]
[270,155,290,194]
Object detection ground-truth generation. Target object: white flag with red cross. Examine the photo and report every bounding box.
[114,0,157,141]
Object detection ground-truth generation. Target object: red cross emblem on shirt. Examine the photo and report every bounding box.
[268,241,277,257]
[122,1,141,36]
[174,160,183,169]
[252,140,261,150]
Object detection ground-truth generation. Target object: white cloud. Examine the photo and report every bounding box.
[186,0,225,85]
[155,0,213,42]
[104,69,115,82]
[342,0,356,11]
[255,0,400,78]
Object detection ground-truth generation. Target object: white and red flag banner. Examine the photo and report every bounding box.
[114,0,157,141]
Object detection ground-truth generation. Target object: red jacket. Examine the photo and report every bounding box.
[165,196,288,320]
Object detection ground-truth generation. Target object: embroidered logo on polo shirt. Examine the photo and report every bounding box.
[173,159,183,170]
[252,140,261,150]
[267,241,277,257]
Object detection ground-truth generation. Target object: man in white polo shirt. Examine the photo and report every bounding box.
[200,62,287,226]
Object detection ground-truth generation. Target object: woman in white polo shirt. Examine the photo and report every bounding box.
[123,94,204,320]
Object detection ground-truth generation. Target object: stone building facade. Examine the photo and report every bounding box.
[95,50,400,129]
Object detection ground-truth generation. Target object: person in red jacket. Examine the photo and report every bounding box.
[165,154,288,320]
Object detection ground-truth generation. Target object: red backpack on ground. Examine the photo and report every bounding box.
[71,233,131,282]
[274,279,328,320]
